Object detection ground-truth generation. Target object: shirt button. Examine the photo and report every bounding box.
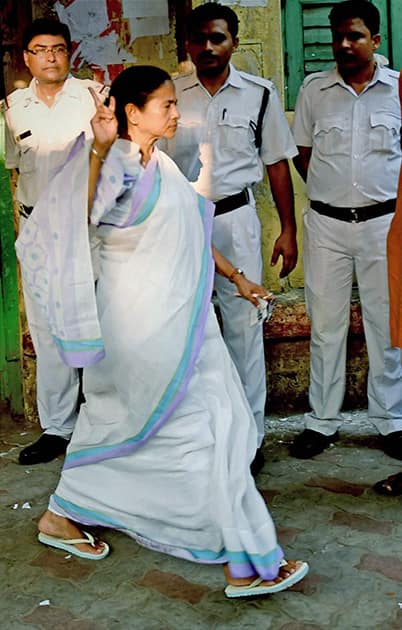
[353,182,357,186]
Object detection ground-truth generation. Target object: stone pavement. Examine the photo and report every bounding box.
[2,406,402,630]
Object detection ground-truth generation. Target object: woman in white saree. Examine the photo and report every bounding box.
[23,66,308,598]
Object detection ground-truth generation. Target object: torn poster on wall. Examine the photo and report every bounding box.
[54,0,169,83]
[122,0,169,41]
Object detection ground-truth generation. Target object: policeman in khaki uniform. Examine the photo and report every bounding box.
[162,3,298,475]
[291,0,402,459]
[4,18,107,465]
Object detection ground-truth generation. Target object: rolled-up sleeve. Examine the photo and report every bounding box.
[292,84,313,148]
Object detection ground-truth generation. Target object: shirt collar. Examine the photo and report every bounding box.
[27,75,79,103]
[224,64,243,89]
[320,62,393,91]
[183,63,243,93]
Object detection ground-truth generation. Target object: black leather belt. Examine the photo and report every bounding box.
[214,188,250,216]
[18,203,34,218]
[311,199,396,223]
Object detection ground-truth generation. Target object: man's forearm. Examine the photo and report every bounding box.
[266,160,296,232]
[292,146,311,183]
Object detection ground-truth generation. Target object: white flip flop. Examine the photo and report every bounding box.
[224,560,309,598]
[38,530,110,560]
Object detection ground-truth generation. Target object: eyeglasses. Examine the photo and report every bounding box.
[26,45,69,58]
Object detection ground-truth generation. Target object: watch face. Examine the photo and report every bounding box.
[229,268,244,282]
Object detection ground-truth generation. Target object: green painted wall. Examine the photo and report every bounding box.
[0,113,23,414]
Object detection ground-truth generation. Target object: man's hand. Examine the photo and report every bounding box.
[270,229,298,278]
[266,160,298,278]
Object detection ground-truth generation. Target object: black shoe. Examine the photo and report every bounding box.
[383,431,402,460]
[18,434,68,465]
[373,472,402,496]
[250,447,265,476]
[289,429,339,459]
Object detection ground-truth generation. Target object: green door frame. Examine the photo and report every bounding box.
[0,112,23,415]
[390,1,402,71]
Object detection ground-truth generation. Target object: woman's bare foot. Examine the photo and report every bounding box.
[38,510,106,556]
[224,559,302,587]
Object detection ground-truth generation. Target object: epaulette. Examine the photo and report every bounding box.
[4,87,29,109]
[382,67,400,80]
[79,78,109,95]
[172,61,195,80]
[302,71,332,87]
[173,71,197,85]
[172,69,194,81]
[237,70,275,92]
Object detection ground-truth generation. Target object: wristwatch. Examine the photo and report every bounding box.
[228,267,245,283]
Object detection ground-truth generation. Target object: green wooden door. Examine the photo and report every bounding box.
[0,112,23,415]
[283,0,401,110]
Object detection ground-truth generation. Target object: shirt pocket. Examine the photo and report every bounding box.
[218,113,254,154]
[313,115,348,157]
[368,111,400,153]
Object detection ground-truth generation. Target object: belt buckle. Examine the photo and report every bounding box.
[244,188,250,205]
[350,208,358,223]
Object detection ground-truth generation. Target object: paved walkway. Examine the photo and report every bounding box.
[2,407,402,629]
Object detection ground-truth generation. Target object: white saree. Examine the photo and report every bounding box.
[18,138,284,580]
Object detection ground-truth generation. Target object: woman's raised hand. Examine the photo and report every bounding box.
[89,87,118,153]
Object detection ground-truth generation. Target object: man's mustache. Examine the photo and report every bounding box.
[197,52,217,61]
[335,51,355,61]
